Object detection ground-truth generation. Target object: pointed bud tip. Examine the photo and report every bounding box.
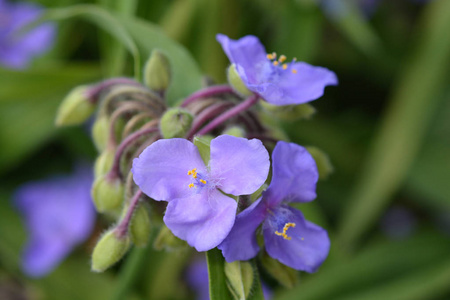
[55,85,95,127]
[91,229,130,272]
[144,49,172,92]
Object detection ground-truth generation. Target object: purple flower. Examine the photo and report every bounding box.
[216,34,337,106]
[132,135,270,251]
[218,142,330,272]
[14,165,95,277]
[0,0,55,69]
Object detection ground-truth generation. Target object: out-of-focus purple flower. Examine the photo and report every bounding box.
[132,135,270,252]
[186,258,273,300]
[14,165,95,277]
[321,0,381,19]
[219,142,330,272]
[0,0,55,69]
[216,34,337,106]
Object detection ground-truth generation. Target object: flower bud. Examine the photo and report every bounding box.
[91,176,124,213]
[224,261,254,300]
[227,64,252,97]
[193,135,213,165]
[130,204,152,247]
[160,108,193,139]
[92,115,110,152]
[144,49,171,93]
[222,126,245,138]
[91,229,130,272]
[55,85,95,126]
[94,148,115,178]
[306,146,333,180]
[153,225,187,251]
[260,251,298,288]
[260,101,316,121]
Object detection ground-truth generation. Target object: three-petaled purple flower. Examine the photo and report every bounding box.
[132,135,270,251]
[14,165,95,277]
[216,34,338,106]
[218,141,330,272]
[0,0,55,69]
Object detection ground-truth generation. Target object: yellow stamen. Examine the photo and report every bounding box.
[199,179,207,184]
[279,55,287,63]
[282,64,288,70]
[291,69,297,74]
[188,183,194,188]
[273,61,279,66]
[266,53,273,60]
[274,222,296,240]
[272,52,277,59]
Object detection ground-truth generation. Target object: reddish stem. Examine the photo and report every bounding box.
[186,102,234,139]
[115,190,143,238]
[180,85,236,108]
[86,78,141,103]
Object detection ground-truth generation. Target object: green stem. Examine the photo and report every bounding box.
[206,248,232,300]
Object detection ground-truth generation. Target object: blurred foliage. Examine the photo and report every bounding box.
[1,0,449,299]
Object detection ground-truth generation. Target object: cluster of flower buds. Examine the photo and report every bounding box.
[55,34,337,288]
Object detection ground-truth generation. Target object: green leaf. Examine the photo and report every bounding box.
[338,0,450,250]
[119,16,203,104]
[40,5,141,79]
[207,248,232,300]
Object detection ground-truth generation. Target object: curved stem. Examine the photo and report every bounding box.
[180,85,236,108]
[116,190,143,238]
[108,126,158,181]
[195,94,259,137]
[86,78,141,103]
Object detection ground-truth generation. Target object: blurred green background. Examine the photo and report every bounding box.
[1,0,449,299]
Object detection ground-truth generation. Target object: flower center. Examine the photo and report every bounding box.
[274,222,298,240]
[187,168,208,189]
[266,52,298,74]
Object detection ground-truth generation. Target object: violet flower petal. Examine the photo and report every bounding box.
[14,165,95,277]
[132,138,207,201]
[263,205,330,272]
[163,189,237,251]
[209,135,269,196]
[218,197,267,262]
[265,141,318,207]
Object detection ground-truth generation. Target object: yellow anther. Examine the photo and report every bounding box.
[266,53,273,60]
[279,55,287,63]
[273,61,279,66]
[187,170,192,175]
[188,183,194,188]
[282,64,288,70]
[274,222,296,240]
[199,179,207,184]
[272,52,277,59]
[291,69,297,74]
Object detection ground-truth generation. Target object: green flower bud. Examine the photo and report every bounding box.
[260,251,298,288]
[91,229,130,272]
[227,64,252,97]
[224,261,254,300]
[94,148,115,178]
[55,85,95,126]
[91,176,124,213]
[160,108,193,139]
[222,126,245,138]
[193,135,213,165]
[92,115,110,152]
[306,146,334,180]
[144,49,171,93]
[130,204,152,247]
[260,101,316,121]
[153,225,187,251]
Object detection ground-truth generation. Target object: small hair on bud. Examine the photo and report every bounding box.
[91,176,124,213]
[91,229,130,272]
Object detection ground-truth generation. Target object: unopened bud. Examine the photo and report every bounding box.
[91,229,130,272]
[224,261,254,300]
[130,204,151,247]
[222,126,245,138]
[91,176,124,213]
[55,86,95,126]
[153,225,187,251]
[261,101,316,121]
[94,149,115,178]
[227,64,252,97]
[92,115,110,152]
[306,146,333,180]
[160,108,193,139]
[144,49,171,93]
[260,251,298,288]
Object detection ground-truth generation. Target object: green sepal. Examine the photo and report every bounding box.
[91,229,130,272]
[306,146,334,180]
[261,101,316,121]
[260,250,299,288]
[224,261,254,300]
[193,135,213,165]
[160,107,193,138]
[130,203,152,247]
[55,85,95,126]
[92,115,110,152]
[222,126,246,138]
[144,49,172,93]
[153,225,187,251]
[94,148,115,178]
[91,176,124,213]
[227,64,252,97]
